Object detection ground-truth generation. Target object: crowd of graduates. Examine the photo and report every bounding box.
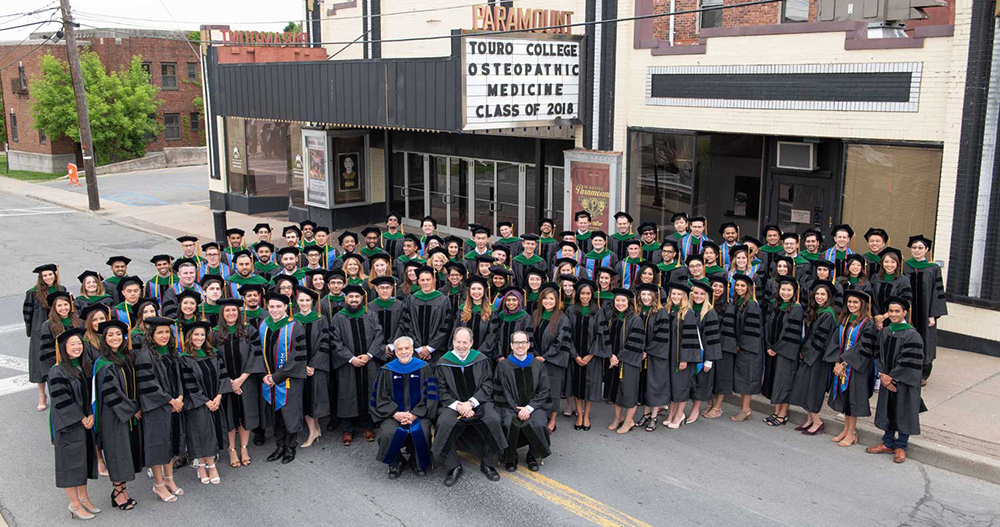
[24,209,947,518]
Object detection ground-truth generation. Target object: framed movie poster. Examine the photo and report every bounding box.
[302,129,330,208]
[330,133,368,206]
[337,152,361,191]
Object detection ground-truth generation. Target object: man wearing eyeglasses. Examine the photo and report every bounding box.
[495,330,551,473]
[432,327,507,487]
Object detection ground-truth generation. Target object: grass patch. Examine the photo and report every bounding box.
[0,154,66,181]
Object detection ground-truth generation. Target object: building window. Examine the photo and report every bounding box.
[190,112,200,132]
[17,65,27,91]
[187,62,198,81]
[143,114,156,142]
[38,130,46,145]
[164,113,181,140]
[10,114,18,142]
[161,63,177,90]
[782,0,809,22]
[141,62,151,77]
[700,0,723,29]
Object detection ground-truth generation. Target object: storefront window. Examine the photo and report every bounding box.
[550,167,565,229]
[525,165,538,234]
[842,144,941,252]
[629,131,696,229]
[243,119,290,197]
[390,152,406,215]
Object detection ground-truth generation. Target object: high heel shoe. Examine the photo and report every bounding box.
[207,463,221,484]
[301,431,322,448]
[79,500,100,514]
[667,414,686,429]
[229,448,241,468]
[730,410,752,422]
[803,423,825,436]
[198,466,210,485]
[240,444,252,466]
[164,475,183,496]
[68,504,95,520]
[152,483,177,503]
[838,434,858,447]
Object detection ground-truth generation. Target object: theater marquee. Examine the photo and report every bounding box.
[462,33,582,131]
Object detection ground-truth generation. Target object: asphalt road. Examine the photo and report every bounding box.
[41,165,209,207]
[1,193,998,527]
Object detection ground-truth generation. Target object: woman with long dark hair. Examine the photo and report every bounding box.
[604,288,646,434]
[868,248,912,330]
[213,298,258,468]
[705,275,736,420]
[828,290,878,448]
[761,276,805,427]
[38,291,83,398]
[25,263,66,411]
[531,285,572,433]
[903,235,947,384]
[730,274,763,422]
[485,287,532,366]
[636,283,669,432]
[790,281,839,436]
[92,320,143,510]
[178,321,227,485]
[565,280,608,431]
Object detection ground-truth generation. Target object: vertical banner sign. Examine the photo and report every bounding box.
[303,130,330,208]
[569,162,611,231]
[463,34,582,130]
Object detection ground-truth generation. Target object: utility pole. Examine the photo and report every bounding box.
[58,0,99,210]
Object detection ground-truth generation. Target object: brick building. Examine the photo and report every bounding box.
[0,28,204,173]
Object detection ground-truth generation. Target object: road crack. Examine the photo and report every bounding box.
[366,494,408,527]
[897,466,999,526]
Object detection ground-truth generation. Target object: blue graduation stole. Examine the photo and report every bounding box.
[831,323,862,401]
[171,282,204,296]
[200,262,232,280]
[620,260,641,289]
[583,253,612,280]
[259,320,295,411]
[680,234,711,260]
[823,246,854,267]
[720,243,735,269]
[226,281,241,299]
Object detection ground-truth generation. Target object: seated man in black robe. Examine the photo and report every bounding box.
[495,330,551,472]
[369,336,438,479]
[432,326,507,487]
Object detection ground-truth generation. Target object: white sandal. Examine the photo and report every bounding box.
[164,475,184,495]
[207,463,220,484]
[152,483,177,503]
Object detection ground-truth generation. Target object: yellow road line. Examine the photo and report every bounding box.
[460,453,652,527]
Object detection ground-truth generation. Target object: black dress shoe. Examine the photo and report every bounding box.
[253,432,266,446]
[266,447,286,462]
[281,447,296,464]
[526,453,540,472]
[504,462,517,472]
[388,459,405,479]
[480,463,500,482]
[443,467,463,487]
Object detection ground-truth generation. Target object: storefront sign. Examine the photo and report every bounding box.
[303,130,330,208]
[463,35,581,130]
[226,117,246,175]
[564,150,622,231]
[471,5,573,34]
[220,29,306,46]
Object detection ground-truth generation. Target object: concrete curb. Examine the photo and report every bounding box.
[725,394,1000,485]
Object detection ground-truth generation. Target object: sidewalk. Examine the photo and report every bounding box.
[3,173,999,485]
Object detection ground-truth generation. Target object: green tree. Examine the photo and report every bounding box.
[0,89,6,145]
[31,51,163,165]
[283,21,302,33]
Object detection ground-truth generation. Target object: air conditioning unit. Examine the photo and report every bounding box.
[776,141,818,171]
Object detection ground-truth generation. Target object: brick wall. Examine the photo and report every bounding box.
[0,33,204,166]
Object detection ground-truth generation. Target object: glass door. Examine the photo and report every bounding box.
[405,153,427,222]
[449,158,470,230]
[429,156,449,224]
[547,166,566,230]
[496,162,520,232]
[473,160,496,232]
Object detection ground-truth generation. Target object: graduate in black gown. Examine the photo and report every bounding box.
[24,263,67,412]
[829,290,878,448]
[661,283,703,430]
[256,292,309,464]
[868,297,925,463]
[178,321,227,485]
[868,247,912,330]
[37,291,82,403]
[48,328,100,519]
[762,276,805,427]
[636,283,669,432]
[400,266,453,364]
[530,284,572,433]
[730,274,763,422]
[212,299,259,468]
[902,235,947,383]
[74,270,115,315]
[687,280,722,424]
[789,281,839,436]
[133,317,184,502]
[862,228,889,278]
[486,287,533,366]
[455,276,493,354]
[294,287,332,449]
[381,212,405,259]
[369,336,438,479]
[432,326,508,487]
[91,320,143,510]
[565,279,609,431]
[496,330,552,472]
[329,285,385,446]
[705,275,736,420]
[512,233,549,287]
[369,276,406,361]
[605,288,648,434]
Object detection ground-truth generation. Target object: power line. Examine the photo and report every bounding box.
[0,19,58,32]
[74,0,787,48]
[0,12,59,68]
[0,32,54,71]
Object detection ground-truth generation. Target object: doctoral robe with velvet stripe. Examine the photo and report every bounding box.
[565,304,609,401]
[828,319,878,418]
[134,347,184,465]
[253,319,308,434]
[92,357,143,482]
[330,310,385,419]
[178,352,228,458]
[790,310,839,413]
[212,327,263,431]
[399,292,452,363]
[369,359,437,467]
[732,300,763,395]
[494,356,551,463]
[48,362,98,488]
[875,326,925,435]
[762,303,804,405]
[903,261,947,367]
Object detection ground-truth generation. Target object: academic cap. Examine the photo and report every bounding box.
[225,228,245,237]
[77,270,101,283]
[613,211,633,223]
[105,256,131,266]
[831,224,855,239]
[33,263,57,274]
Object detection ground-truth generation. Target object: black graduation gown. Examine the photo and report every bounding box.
[329,310,385,419]
[23,286,66,379]
[828,319,877,417]
[399,292,452,363]
[432,351,508,466]
[494,357,552,463]
[867,275,912,318]
[104,277,124,305]
[212,327,262,431]
[74,295,114,316]
[511,254,549,288]
[663,309,702,403]
[455,307,492,356]
[33,320,74,384]
[381,232,405,260]
[179,352,228,458]
[531,314,572,412]
[604,313,646,408]
[134,348,183,465]
[609,233,637,260]
[320,295,345,322]
[369,359,437,470]
[762,303,804,404]
[254,320,308,434]
[293,317,330,420]
[160,284,204,321]
[48,363,98,488]
[485,311,533,365]
[790,311,839,413]
[712,303,738,395]
[642,309,672,407]
[566,305,610,401]
[689,309,722,402]
[875,327,924,435]
[93,357,144,482]
[903,262,947,368]
[732,301,764,395]
[370,299,406,358]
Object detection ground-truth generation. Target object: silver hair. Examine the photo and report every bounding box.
[394,336,414,349]
[451,326,473,341]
